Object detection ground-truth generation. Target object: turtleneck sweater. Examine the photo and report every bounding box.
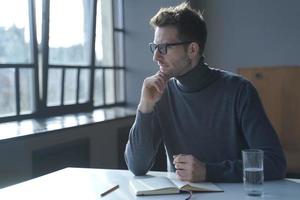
[125,60,286,182]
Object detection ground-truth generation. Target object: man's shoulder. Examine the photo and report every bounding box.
[211,67,250,85]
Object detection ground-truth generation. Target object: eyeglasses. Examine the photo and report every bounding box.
[149,41,193,55]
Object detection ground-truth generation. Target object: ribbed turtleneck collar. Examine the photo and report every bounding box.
[175,57,219,93]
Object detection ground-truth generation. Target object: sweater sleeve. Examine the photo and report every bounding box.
[124,110,162,175]
[206,81,287,182]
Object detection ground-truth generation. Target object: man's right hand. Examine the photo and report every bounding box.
[138,71,169,113]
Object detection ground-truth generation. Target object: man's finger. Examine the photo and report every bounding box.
[174,154,190,163]
[174,162,188,170]
[176,169,189,181]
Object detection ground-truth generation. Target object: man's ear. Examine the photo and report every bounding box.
[188,42,201,59]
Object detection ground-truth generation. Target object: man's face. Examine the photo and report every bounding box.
[152,26,193,78]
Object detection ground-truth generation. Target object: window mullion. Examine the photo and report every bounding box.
[89,0,97,106]
[41,0,50,109]
[15,68,20,115]
[28,0,40,113]
[76,68,80,104]
[61,68,65,105]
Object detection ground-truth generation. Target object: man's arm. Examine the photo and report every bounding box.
[205,81,286,182]
[173,81,286,183]
[125,72,169,175]
[125,110,162,175]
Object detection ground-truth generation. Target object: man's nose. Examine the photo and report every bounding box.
[153,49,163,62]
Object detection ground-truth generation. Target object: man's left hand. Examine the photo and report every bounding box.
[173,154,206,182]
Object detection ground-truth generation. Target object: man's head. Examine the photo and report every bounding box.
[150,2,207,55]
[149,2,207,77]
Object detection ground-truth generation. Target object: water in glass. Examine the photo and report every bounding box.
[243,167,264,196]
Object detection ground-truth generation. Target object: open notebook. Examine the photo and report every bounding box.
[130,173,223,196]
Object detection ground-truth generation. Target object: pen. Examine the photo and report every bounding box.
[100,184,119,197]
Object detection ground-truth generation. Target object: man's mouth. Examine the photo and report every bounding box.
[158,62,167,68]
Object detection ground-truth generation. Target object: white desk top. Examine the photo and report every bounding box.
[0,167,299,200]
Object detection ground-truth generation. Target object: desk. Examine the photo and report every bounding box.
[0,167,299,200]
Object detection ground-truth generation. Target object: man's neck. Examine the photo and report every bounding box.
[175,56,219,92]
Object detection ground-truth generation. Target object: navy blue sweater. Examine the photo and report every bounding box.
[125,62,286,182]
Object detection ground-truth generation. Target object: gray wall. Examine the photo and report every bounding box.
[125,0,300,106]
[195,0,300,72]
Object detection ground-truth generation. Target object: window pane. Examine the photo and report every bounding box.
[48,0,92,65]
[95,0,113,66]
[47,68,62,106]
[0,0,32,63]
[63,68,78,105]
[105,69,115,104]
[94,69,104,106]
[78,69,90,103]
[20,68,35,114]
[114,31,124,66]
[116,69,125,102]
[0,68,16,116]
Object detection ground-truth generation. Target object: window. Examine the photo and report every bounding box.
[0,0,125,121]
[0,0,37,119]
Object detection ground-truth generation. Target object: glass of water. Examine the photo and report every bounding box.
[242,149,264,196]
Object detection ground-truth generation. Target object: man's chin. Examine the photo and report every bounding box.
[159,69,174,79]
[159,66,169,74]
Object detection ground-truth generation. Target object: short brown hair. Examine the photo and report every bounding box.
[150,2,207,54]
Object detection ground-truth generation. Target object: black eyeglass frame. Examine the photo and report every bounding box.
[149,41,194,55]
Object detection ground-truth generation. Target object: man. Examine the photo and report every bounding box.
[125,2,286,182]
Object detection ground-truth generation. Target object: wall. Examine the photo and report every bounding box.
[194,0,300,72]
[0,116,135,188]
[125,0,300,106]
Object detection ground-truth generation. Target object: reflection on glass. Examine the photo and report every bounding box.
[94,69,104,106]
[116,69,125,102]
[0,68,16,117]
[48,0,92,65]
[92,109,105,121]
[79,69,90,103]
[46,117,63,131]
[20,68,35,114]
[19,120,34,135]
[105,70,115,104]
[0,122,18,140]
[47,68,62,106]
[0,0,32,63]
[63,115,78,127]
[76,115,89,125]
[63,68,78,105]
[95,0,113,66]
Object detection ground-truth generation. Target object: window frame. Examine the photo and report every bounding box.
[0,0,126,122]
[0,0,39,122]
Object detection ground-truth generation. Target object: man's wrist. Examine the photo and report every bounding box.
[138,102,155,113]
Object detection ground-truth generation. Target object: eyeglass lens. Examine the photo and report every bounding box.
[149,43,167,55]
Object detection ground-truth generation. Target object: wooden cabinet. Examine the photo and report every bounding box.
[238,67,300,177]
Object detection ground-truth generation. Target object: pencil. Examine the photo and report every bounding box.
[100,184,119,197]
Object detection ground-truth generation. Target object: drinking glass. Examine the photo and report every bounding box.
[242,149,264,196]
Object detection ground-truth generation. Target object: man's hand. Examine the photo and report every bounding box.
[138,71,169,113]
[173,154,206,182]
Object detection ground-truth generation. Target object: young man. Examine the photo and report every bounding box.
[125,2,286,182]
